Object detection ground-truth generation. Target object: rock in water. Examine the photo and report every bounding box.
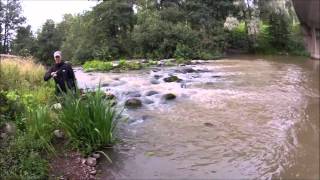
[163,93,176,100]
[163,76,180,82]
[145,90,159,96]
[150,79,160,84]
[153,74,162,79]
[143,98,154,104]
[181,68,196,73]
[125,98,142,108]
[126,91,141,97]
[204,122,214,127]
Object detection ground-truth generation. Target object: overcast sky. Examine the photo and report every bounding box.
[21,0,99,33]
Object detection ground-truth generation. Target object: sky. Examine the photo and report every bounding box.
[21,0,99,33]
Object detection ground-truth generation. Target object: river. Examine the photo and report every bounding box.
[74,55,319,179]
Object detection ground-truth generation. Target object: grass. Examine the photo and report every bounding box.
[59,88,121,154]
[0,134,49,179]
[26,106,55,153]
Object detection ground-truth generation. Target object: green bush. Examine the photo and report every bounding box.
[197,50,222,60]
[174,43,195,60]
[227,22,249,51]
[59,89,120,154]
[83,60,113,72]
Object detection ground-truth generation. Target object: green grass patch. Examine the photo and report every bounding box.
[83,60,113,72]
[59,88,121,154]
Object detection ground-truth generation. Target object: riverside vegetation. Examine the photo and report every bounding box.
[1,0,308,65]
[0,58,120,179]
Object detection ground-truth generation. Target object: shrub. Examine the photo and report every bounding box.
[174,43,195,60]
[83,60,113,72]
[59,89,121,154]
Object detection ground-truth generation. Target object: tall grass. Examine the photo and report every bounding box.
[0,58,55,108]
[0,58,46,90]
[59,89,120,154]
[27,106,55,153]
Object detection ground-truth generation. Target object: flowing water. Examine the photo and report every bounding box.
[75,55,319,179]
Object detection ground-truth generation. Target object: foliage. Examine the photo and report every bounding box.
[8,0,310,63]
[118,59,143,70]
[34,19,63,65]
[83,59,144,72]
[174,43,195,60]
[268,10,290,50]
[83,60,113,72]
[26,106,55,152]
[0,0,26,53]
[0,58,55,106]
[0,134,49,179]
[58,88,120,154]
[11,25,36,57]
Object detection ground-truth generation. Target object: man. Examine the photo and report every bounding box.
[44,51,76,95]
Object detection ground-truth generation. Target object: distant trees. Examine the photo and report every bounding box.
[34,19,63,65]
[12,25,36,56]
[0,0,26,53]
[6,0,307,64]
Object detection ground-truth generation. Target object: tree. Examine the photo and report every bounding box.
[12,25,36,56]
[268,9,290,50]
[91,0,136,59]
[0,0,4,52]
[0,0,25,53]
[34,19,62,65]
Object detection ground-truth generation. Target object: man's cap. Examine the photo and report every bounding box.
[54,51,62,57]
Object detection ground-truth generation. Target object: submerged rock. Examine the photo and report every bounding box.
[150,79,160,84]
[125,98,142,108]
[143,98,154,104]
[145,90,159,96]
[180,68,197,74]
[211,75,222,78]
[153,74,162,79]
[163,93,176,100]
[101,83,109,87]
[163,76,181,82]
[110,80,126,87]
[125,91,141,97]
[204,122,214,127]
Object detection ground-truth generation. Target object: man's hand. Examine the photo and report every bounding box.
[51,71,57,77]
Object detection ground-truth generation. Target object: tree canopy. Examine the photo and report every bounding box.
[6,0,307,64]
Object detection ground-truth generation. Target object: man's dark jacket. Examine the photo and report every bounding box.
[44,61,76,94]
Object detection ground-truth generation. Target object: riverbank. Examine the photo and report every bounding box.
[0,58,119,179]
